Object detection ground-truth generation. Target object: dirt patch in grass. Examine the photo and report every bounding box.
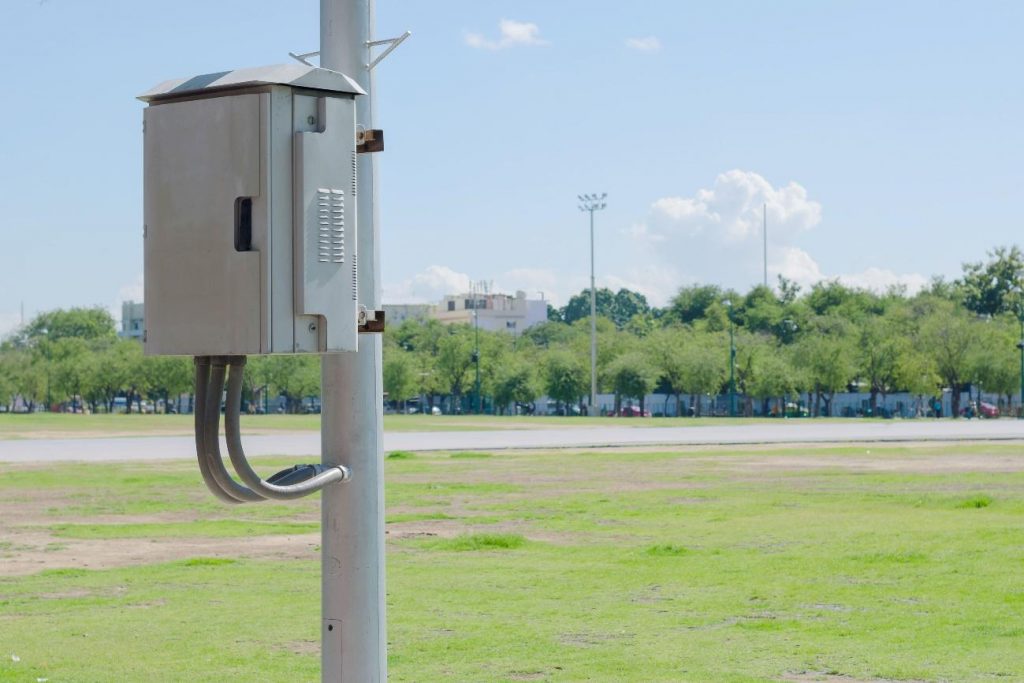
[782,674,927,683]
[7,441,1024,578]
[721,450,1024,475]
[0,531,320,577]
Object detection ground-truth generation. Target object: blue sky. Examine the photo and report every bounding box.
[1,0,1022,336]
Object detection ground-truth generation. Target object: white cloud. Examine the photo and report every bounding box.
[384,265,472,304]
[0,311,23,341]
[387,172,927,313]
[774,249,927,295]
[647,170,822,244]
[626,36,662,52]
[465,19,546,50]
[628,170,925,297]
[384,263,681,310]
[838,266,929,294]
[772,247,825,287]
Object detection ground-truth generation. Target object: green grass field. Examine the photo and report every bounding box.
[0,412,791,440]
[2,444,1023,681]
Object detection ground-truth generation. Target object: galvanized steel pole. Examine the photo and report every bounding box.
[320,1,387,681]
[589,208,597,414]
[578,194,606,416]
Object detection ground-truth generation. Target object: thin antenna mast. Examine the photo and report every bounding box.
[763,203,768,288]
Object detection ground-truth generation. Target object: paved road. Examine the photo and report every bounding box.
[1,420,1022,463]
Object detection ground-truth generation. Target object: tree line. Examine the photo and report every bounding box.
[4,246,1024,417]
[384,246,1024,418]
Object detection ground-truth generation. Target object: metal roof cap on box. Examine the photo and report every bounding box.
[138,64,365,102]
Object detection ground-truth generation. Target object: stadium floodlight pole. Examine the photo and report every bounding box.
[320,0,386,681]
[578,193,606,416]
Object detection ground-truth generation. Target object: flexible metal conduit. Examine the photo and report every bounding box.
[204,358,265,502]
[224,357,350,499]
[193,357,246,504]
[192,356,350,504]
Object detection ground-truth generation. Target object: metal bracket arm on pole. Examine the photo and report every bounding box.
[367,31,411,70]
[288,30,409,72]
[288,50,321,67]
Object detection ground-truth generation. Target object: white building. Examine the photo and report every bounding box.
[433,290,547,333]
[121,301,145,340]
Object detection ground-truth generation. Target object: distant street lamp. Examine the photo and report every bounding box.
[1016,295,1024,419]
[473,306,481,414]
[578,193,607,416]
[725,300,736,417]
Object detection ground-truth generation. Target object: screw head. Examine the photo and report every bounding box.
[307,115,316,125]
[309,322,317,332]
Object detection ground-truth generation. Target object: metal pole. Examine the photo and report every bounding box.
[589,208,597,416]
[474,307,481,414]
[577,194,605,417]
[763,203,768,288]
[1018,308,1023,419]
[320,1,386,682]
[729,319,736,417]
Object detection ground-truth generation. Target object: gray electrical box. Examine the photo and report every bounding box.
[139,64,365,356]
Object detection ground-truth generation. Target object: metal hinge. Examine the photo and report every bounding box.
[358,309,386,334]
[357,129,384,154]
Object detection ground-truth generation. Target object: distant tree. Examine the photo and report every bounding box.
[561,288,615,326]
[624,312,657,337]
[543,350,589,414]
[700,301,730,333]
[739,285,784,335]
[678,333,727,417]
[858,317,910,415]
[610,289,651,329]
[560,288,649,329]
[435,327,475,411]
[969,316,1019,411]
[260,355,319,413]
[794,316,857,416]
[667,285,724,324]
[805,281,880,320]
[49,337,90,409]
[645,327,689,416]
[924,275,962,302]
[0,352,16,410]
[521,321,580,348]
[144,356,193,414]
[749,352,799,416]
[606,351,657,415]
[730,332,771,416]
[383,350,416,411]
[959,245,1024,316]
[777,275,802,305]
[919,307,979,417]
[897,347,940,416]
[13,307,116,348]
[493,356,539,415]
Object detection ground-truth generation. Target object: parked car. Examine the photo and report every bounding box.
[979,401,999,418]
[617,405,651,417]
